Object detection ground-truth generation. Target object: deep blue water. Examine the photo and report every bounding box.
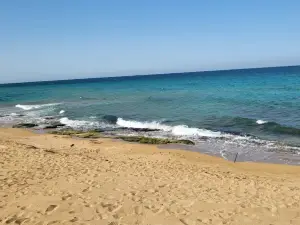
[1,66,300,161]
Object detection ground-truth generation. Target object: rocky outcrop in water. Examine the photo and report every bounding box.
[116,127,160,132]
[13,123,37,128]
[118,136,195,145]
[43,122,66,129]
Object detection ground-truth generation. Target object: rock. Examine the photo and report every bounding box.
[13,123,37,128]
[43,122,65,129]
[50,129,80,135]
[118,136,195,145]
[44,116,55,120]
[116,127,160,132]
[177,139,195,145]
[92,128,105,133]
[129,128,160,132]
[50,129,101,138]
[196,136,209,141]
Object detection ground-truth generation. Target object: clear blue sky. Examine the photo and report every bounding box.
[1,0,300,83]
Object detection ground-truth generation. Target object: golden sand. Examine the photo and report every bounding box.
[1,128,300,225]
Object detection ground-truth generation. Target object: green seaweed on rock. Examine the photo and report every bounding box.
[118,136,194,145]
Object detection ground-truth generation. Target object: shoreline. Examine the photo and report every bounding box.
[2,127,300,172]
[1,111,300,166]
[1,128,300,224]
[33,127,300,166]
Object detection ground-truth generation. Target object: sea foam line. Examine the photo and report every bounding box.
[116,118,222,137]
[59,117,114,129]
[60,117,99,128]
[16,103,60,110]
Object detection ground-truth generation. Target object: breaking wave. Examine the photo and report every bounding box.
[16,103,60,110]
[59,117,100,129]
[256,119,268,124]
[116,118,222,137]
[59,117,114,130]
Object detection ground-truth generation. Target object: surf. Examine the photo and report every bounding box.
[15,103,60,110]
[116,118,222,137]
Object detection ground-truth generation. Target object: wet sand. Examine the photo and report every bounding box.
[1,128,300,225]
[159,142,300,165]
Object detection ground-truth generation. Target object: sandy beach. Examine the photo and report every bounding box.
[1,128,300,225]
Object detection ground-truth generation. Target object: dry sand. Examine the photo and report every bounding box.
[1,128,300,225]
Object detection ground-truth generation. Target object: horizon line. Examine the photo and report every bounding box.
[1,64,300,86]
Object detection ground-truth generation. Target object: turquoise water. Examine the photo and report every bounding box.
[1,66,300,162]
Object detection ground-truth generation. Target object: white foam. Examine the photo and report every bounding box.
[256,119,268,125]
[220,150,229,160]
[116,118,170,131]
[116,118,222,137]
[233,135,251,140]
[59,110,65,114]
[172,125,222,137]
[59,117,97,129]
[59,117,113,129]
[16,103,59,111]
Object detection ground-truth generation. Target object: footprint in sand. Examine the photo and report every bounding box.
[15,217,30,224]
[69,217,78,222]
[134,206,143,215]
[61,194,72,201]
[5,215,17,224]
[0,145,7,149]
[45,205,58,214]
[5,215,30,224]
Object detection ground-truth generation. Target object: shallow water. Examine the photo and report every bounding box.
[1,66,300,163]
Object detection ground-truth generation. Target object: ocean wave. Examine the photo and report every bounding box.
[60,117,99,129]
[102,115,118,124]
[264,122,300,135]
[256,119,268,124]
[146,96,174,103]
[10,113,25,117]
[59,117,114,129]
[117,118,170,130]
[220,117,300,135]
[116,118,222,137]
[16,103,60,110]
[59,110,65,114]
[221,117,262,127]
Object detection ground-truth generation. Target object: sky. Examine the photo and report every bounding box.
[1,0,300,83]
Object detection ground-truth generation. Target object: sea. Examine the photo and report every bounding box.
[1,66,300,164]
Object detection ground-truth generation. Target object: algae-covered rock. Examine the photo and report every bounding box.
[43,122,66,129]
[176,139,195,145]
[13,123,37,128]
[118,136,194,145]
[50,129,80,135]
[74,131,101,138]
[50,129,101,138]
